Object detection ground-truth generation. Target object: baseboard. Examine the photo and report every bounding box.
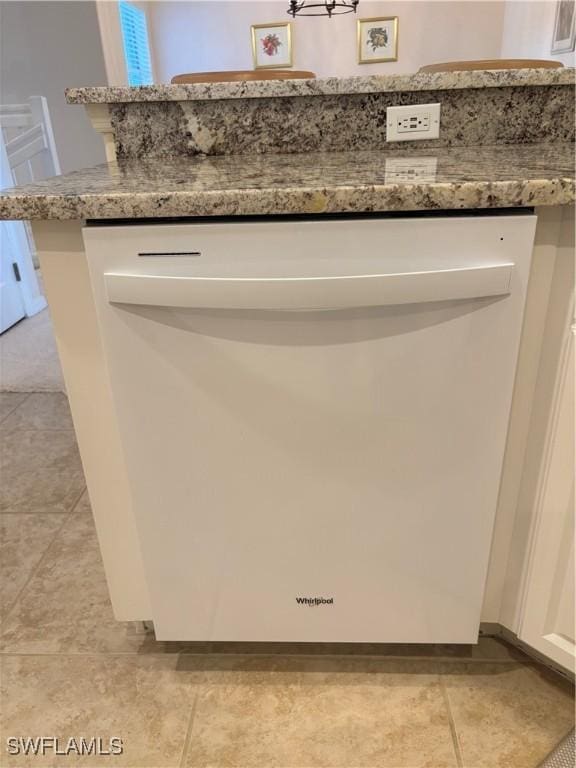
[24,294,47,317]
[480,622,575,684]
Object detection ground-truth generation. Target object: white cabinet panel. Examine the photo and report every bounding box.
[519,329,575,672]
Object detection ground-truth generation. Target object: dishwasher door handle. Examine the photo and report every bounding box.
[104,263,514,311]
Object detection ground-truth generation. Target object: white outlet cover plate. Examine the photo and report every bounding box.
[386,103,441,142]
[384,157,438,183]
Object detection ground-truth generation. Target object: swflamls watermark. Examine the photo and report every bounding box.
[6,737,123,757]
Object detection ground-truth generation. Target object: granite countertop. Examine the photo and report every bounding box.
[65,68,575,103]
[0,144,573,221]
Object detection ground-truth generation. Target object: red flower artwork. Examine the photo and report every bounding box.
[261,33,282,57]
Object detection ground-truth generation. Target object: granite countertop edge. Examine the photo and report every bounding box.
[1,178,574,221]
[65,68,576,104]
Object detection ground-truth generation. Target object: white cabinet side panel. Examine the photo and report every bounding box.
[32,220,151,621]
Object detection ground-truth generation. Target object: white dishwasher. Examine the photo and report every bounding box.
[84,213,535,643]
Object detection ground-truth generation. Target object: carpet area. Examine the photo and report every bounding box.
[0,306,64,392]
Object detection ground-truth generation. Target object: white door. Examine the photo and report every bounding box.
[85,214,536,643]
[0,96,55,328]
[0,222,26,333]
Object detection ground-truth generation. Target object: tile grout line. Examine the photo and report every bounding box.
[440,676,464,768]
[0,392,31,425]
[0,511,79,515]
[1,428,79,434]
[178,668,206,768]
[0,484,87,624]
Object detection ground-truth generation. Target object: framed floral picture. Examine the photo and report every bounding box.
[251,22,293,69]
[357,17,398,64]
[551,0,576,54]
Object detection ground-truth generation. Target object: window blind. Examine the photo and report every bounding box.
[119,1,153,86]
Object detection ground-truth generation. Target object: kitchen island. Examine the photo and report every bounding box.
[0,144,573,219]
[0,69,574,664]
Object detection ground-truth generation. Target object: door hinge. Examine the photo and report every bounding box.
[12,262,21,282]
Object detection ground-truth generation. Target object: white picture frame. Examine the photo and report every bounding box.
[551,0,576,54]
[251,22,293,69]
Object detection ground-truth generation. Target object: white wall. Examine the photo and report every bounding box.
[0,1,108,173]
[0,0,570,173]
[148,0,507,82]
[501,0,575,67]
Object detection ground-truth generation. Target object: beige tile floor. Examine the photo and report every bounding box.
[0,392,574,768]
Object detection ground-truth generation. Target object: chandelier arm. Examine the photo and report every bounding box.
[287,0,359,17]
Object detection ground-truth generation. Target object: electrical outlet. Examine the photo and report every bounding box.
[386,103,441,142]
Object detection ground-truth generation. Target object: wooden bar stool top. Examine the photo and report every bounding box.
[419,59,563,73]
[171,70,316,83]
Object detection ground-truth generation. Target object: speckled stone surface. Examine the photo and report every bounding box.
[109,85,575,158]
[0,144,573,221]
[65,68,575,103]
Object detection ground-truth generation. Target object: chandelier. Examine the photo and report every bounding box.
[287,0,359,17]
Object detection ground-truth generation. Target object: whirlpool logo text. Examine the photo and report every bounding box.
[295,597,334,606]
